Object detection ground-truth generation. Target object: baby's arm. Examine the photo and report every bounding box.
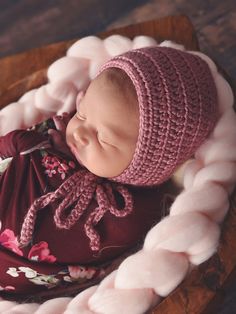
[0,130,49,158]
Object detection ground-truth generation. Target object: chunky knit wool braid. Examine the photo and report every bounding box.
[0,35,158,136]
[0,37,235,314]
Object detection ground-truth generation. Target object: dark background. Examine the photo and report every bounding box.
[0,0,235,82]
[0,1,236,313]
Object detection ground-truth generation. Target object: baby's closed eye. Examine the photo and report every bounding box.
[97,132,117,148]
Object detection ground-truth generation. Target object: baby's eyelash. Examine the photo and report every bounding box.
[97,132,116,148]
[76,112,86,121]
[97,132,108,145]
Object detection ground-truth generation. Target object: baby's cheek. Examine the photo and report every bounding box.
[105,150,130,177]
[85,148,114,177]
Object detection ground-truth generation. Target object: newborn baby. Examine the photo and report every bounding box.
[61,67,139,178]
[0,46,217,298]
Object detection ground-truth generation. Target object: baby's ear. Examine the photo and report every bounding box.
[76,91,85,110]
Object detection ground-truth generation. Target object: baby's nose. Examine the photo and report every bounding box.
[73,126,89,145]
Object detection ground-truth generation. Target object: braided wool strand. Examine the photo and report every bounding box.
[0,37,236,314]
[0,35,157,136]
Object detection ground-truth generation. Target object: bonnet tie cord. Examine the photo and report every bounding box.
[19,170,134,251]
[19,169,94,246]
[53,171,98,228]
[85,183,134,251]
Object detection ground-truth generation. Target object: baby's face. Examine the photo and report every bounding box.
[66,70,139,178]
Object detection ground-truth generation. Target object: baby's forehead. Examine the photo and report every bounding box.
[97,68,128,84]
[89,69,138,114]
[96,68,137,97]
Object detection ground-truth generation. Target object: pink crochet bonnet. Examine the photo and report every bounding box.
[19,46,219,252]
[100,46,218,186]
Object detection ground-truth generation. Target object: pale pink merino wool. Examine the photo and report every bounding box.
[0,35,235,314]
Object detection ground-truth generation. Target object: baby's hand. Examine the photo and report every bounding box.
[53,112,72,133]
[48,112,74,158]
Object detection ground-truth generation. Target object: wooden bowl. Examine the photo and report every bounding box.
[0,15,236,314]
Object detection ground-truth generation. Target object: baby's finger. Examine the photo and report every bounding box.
[48,129,64,146]
[53,115,67,133]
[62,111,73,124]
[48,128,74,157]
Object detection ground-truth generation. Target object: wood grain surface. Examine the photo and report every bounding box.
[152,192,236,314]
[0,7,236,314]
[108,0,236,85]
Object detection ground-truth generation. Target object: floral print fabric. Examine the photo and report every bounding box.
[0,125,105,295]
[0,220,102,291]
[0,118,164,298]
[41,153,76,180]
[6,265,102,291]
[0,218,103,293]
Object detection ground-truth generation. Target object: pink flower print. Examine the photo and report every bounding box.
[42,154,76,179]
[51,157,60,168]
[0,228,23,256]
[42,156,52,168]
[68,266,82,279]
[57,162,69,180]
[59,163,69,172]
[68,266,96,280]
[45,169,57,177]
[69,161,76,169]
[28,241,57,263]
[0,285,15,291]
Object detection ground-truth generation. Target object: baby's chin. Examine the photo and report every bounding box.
[88,166,125,179]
